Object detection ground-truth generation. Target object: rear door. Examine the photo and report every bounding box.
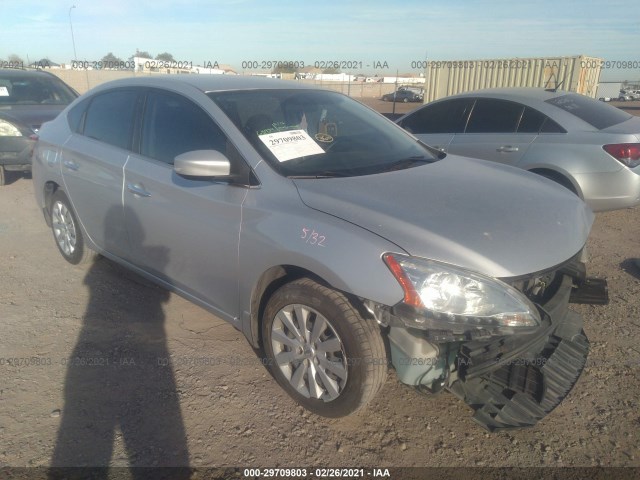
[123,89,250,322]
[448,98,537,165]
[60,88,139,257]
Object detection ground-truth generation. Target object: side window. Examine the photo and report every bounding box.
[400,98,472,134]
[540,117,566,133]
[517,107,566,133]
[141,91,227,164]
[465,99,523,133]
[67,97,90,133]
[83,90,137,150]
[517,107,547,133]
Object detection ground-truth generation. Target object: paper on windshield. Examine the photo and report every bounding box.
[0,87,9,96]
[258,129,325,162]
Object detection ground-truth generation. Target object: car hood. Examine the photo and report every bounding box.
[0,105,67,132]
[293,155,593,278]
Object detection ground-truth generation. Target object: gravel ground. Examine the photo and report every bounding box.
[0,102,638,475]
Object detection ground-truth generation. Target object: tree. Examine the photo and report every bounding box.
[100,52,124,67]
[7,54,24,64]
[132,49,152,59]
[155,52,175,62]
[271,62,299,75]
[33,58,54,68]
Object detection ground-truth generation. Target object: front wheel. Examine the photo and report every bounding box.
[50,190,96,265]
[262,278,387,417]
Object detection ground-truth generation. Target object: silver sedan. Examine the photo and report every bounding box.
[397,88,640,212]
[32,76,603,430]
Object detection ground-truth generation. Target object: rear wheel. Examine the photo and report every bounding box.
[262,278,387,417]
[533,170,578,196]
[50,190,96,265]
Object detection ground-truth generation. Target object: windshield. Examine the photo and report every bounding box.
[208,89,437,177]
[0,74,77,106]
[545,93,631,130]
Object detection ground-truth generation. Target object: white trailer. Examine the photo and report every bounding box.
[596,82,623,101]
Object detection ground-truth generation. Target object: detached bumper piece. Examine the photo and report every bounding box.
[569,277,609,305]
[448,275,590,431]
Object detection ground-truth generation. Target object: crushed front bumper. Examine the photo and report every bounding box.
[448,275,589,431]
[0,137,35,170]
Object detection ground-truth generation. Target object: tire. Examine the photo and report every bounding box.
[262,278,387,417]
[0,166,5,186]
[403,98,408,103]
[535,171,578,196]
[50,190,96,265]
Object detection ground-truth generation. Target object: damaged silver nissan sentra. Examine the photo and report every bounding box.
[32,76,608,430]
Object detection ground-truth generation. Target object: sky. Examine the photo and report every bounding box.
[1,0,639,81]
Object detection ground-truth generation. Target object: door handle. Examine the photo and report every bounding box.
[126,183,151,197]
[63,159,79,171]
[497,145,519,153]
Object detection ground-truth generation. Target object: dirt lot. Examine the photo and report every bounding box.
[0,102,639,475]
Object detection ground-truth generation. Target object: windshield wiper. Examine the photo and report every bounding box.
[288,170,353,179]
[381,156,434,172]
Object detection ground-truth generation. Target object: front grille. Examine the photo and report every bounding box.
[502,251,585,305]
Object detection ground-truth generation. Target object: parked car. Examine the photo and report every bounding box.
[33,76,606,431]
[619,90,640,101]
[382,89,423,103]
[0,68,77,185]
[397,88,640,211]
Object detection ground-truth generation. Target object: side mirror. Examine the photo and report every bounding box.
[174,150,231,178]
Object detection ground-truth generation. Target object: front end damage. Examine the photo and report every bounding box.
[368,254,608,431]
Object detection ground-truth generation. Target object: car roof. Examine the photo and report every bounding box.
[83,74,315,95]
[0,68,62,79]
[447,87,572,103]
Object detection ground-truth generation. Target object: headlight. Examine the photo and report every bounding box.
[0,119,22,137]
[383,253,540,331]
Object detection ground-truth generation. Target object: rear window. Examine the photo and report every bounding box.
[545,94,631,130]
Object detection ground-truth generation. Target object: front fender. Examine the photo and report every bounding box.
[237,182,405,347]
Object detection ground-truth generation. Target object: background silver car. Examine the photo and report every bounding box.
[397,88,640,212]
[32,76,602,430]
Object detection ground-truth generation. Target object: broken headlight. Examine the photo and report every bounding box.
[383,253,541,333]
